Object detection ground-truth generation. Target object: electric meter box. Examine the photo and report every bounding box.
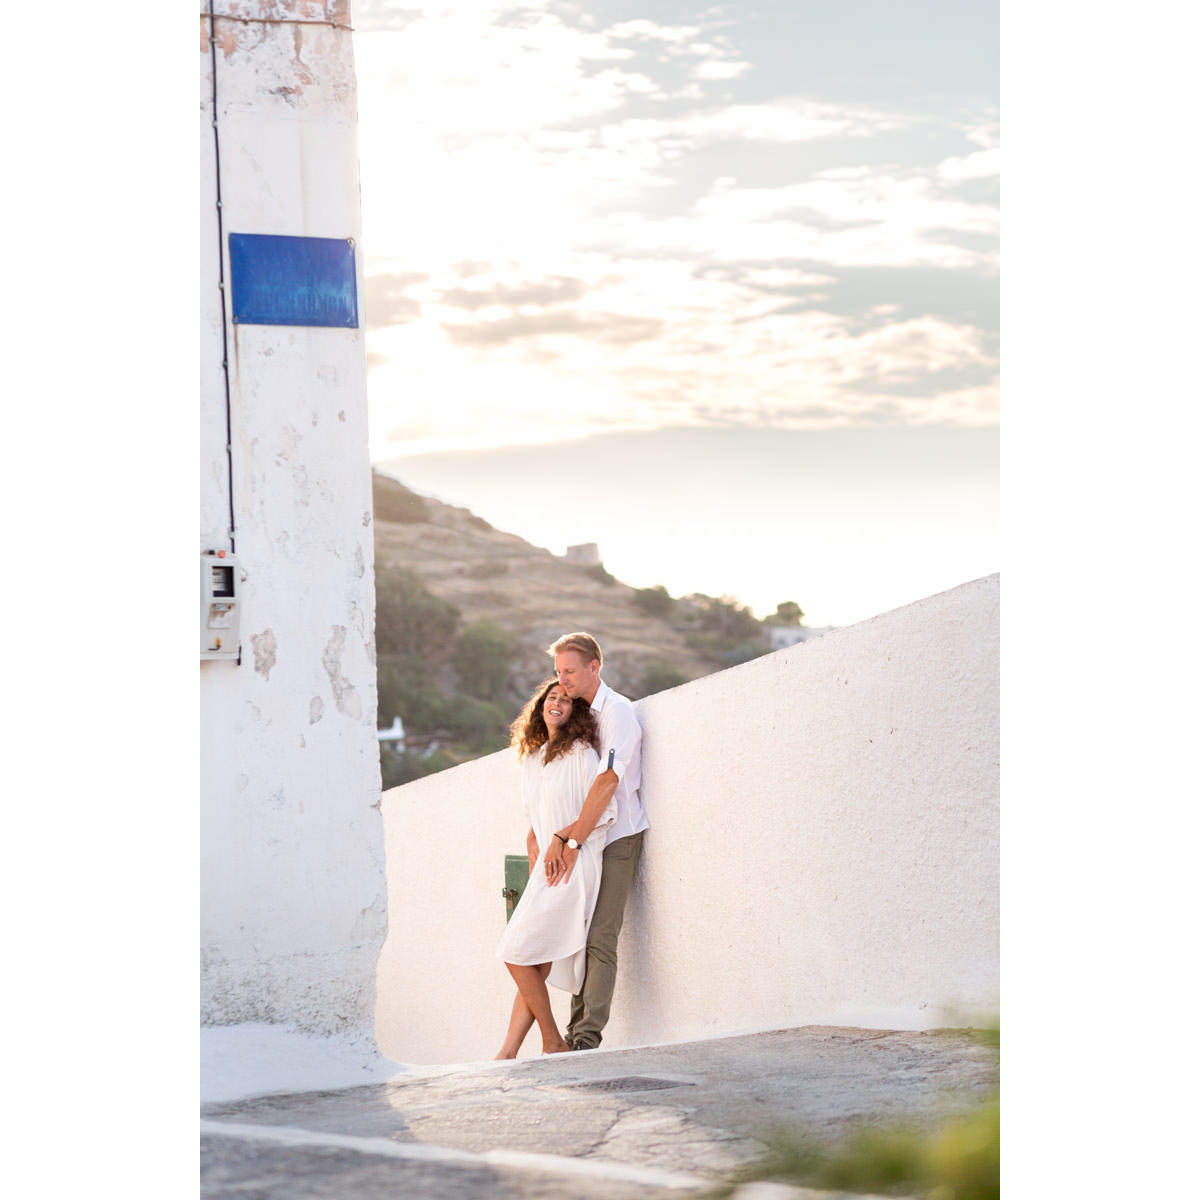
[200,552,242,660]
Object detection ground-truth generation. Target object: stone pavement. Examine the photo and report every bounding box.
[200,1025,997,1199]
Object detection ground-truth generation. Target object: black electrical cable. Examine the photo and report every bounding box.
[208,0,237,556]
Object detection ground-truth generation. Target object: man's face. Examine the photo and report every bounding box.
[554,649,600,701]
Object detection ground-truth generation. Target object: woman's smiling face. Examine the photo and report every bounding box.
[542,684,573,733]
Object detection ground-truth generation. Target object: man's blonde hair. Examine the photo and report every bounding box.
[548,632,603,667]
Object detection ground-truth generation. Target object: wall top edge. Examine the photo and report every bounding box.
[632,571,1001,704]
[201,1,352,29]
[383,572,1001,799]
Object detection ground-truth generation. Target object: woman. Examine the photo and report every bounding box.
[494,678,616,1058]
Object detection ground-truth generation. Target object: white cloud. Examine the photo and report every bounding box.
[366,245,998,457]
[691,58,752,81]
[675,169,999,269]
[355,4,999,456]
[937,147,1001,181]
[607,19,702,45]
[965,122,1001,150]
[677,99,901,145]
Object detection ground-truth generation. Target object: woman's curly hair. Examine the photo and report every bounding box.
[510,678,599,763]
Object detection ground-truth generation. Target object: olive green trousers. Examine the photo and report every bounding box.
[566,830,645,1048]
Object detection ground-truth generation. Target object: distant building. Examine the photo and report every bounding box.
[768,625,835,651]
[564,542,601,566]
[377,716,406,751]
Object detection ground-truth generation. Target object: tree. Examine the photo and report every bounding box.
[632,584,675,619]
[453,619,517,703]
[767,601,805,626]
[374,566,461,729]
[637,660,689,697]
[375,565,460,659]
[684,592,762,642]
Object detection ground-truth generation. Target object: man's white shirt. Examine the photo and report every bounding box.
[588,679,649,845]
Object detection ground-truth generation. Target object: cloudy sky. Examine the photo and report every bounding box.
[352,0,999,625]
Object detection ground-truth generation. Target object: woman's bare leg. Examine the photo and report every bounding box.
[495,990,536,1059]
[505,962,570,1054]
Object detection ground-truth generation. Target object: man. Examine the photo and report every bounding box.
[540,632,648,1051]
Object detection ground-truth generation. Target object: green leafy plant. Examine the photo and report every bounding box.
[453,619,517,703]
[711,1098,997,1200]
[765,599,805,626]
[636,660,690,697]
[711,1026,999,1200]
[632,584,675,618]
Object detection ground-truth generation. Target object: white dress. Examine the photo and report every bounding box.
[495,740,616,993]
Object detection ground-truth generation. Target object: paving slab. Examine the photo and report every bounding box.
[201,1025,997,1200]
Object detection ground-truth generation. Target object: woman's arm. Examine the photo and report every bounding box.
[545,745,611,886]
[526,826,539,872]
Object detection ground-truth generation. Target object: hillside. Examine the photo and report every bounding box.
[372,470,729,697]
[370,469,806,785]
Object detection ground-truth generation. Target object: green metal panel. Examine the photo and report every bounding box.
[502,854,530,922]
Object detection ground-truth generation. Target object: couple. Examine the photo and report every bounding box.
[494,632,647,1058]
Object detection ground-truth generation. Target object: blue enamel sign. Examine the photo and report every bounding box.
[229,233,359,328]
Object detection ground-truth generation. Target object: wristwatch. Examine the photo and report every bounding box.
[566,838,581,850]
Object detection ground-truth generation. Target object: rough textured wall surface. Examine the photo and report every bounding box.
[200,5,386,1036]
[375,575,999,1063]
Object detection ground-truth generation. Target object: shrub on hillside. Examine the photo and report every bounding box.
[586,563,617,586]
[632,584,674,618]
[453,619,517,703]
[637,661,690,697]
[441,695,511,752]
[376,652,448,732]
[375,565,460,660]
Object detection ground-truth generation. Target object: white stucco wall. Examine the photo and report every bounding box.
[375,575,999,1064]
[200,3,387,1037]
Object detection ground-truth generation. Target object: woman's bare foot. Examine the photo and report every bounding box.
[541,1038,570,1054]
[494,1050,517,1059]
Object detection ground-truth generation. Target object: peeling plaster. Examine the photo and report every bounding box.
[361,511,371,527]
[277,426,301,465]
[251,628,278,679]
[322,626,363,719]
[292,464,311,502]
[309,696,325,724]
[323,629,364,719]
[290,23,316,88]
[354,544,365,579]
